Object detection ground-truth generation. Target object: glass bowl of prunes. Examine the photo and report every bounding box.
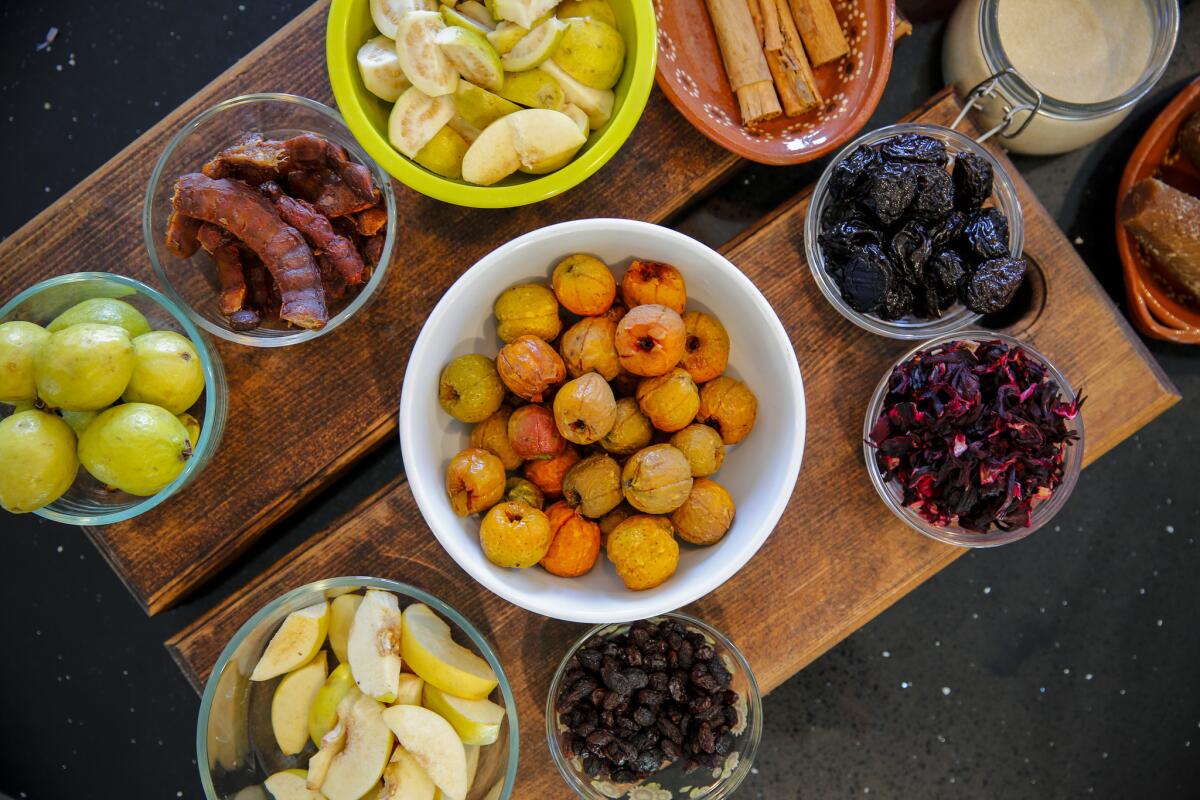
[805,123,1026,340]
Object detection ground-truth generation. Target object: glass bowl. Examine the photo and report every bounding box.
[0,272,228,526]
[546,613,762,800]
[863,331,1084,548]
[144,93,396,348]
[197,577,519,800]
[805,122,1025,340]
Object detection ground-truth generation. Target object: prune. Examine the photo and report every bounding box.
[880,133,949,166]
[840,244,893,313]
[952,151,994,210]
[889,221,932,284]
[929,210,967,248]
[962,208,1011,262]
[819,217,882,264]
[913,282,947,319]
[929,249,967,294]
[828,144,881,200]
[862,161,917,226]
[880,281,915,320]
[962,257,1027,313]
[911,165,955,222]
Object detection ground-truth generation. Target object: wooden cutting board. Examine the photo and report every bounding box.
[167,92,1179,797]
[0,1,740,614]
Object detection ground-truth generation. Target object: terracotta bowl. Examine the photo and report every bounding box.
[1115,75,1200,344]
[654,0,896,165]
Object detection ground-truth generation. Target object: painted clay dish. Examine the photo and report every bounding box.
[654,0,896,165]
[1115,75,1200,344]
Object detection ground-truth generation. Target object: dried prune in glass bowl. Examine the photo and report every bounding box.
[841,244,893,313]
[819,217,882,264]
[911,164,955,222]
[889,221,933,284]
[930,210,967,248]
[828,144,882,200]
[862,161,918,226]
[929,249,968,294]
[962,257,1027,313]
[880,133,949,166]
[952,151,994,211]
[962,208,1011,262]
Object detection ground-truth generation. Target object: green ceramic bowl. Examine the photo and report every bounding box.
[326,0,657,208]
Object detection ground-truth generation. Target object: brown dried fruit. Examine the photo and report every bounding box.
[553,372,618,445]
[541,501,601,577]
[600,397,654,456]
[479,500,553,568]
[606,515,680,590]
[621,260,687,314]
[562,453,623,518]
[697,376,758,445]
[445,447,506,516]
[614,304,686,377]
[508,404,566,461]
[636,368,700,432]
[496,335,566,402]
[494,283,561,343]
[598,502,638,546]
[680,311,730,384]
[669,424,725,477]
[670,478,735,546]
[504,476,545,510]
[471,407,523,470]
[559,316,620,381]
[552,254,617,316]
[621,444,693,514]
[523,445,580,498]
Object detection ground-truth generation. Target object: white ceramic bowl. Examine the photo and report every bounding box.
[399,219,805,623]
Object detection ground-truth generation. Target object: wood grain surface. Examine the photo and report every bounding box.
[0,0,741,614]
[167,92,1179,798]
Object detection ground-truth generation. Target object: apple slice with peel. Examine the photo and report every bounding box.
[400,603,499,700]
[264,770,324,800]
[539,60,613,128]
[348,588,405,702]
[501,16,566,71]
[390,87,457,159]
[397,11,459,96]
[272,652,328,755]
[372,0,437,39]
[316,689,395,800]
[435,26,503,91]
[328,593,362,665]
[509,108,587,174]
[422,684,505,746]
[492,0,558,28]
[306,718,344,791]
[464,744,481,791]
[309,661,356,747]
[461,117,521,186]
[381,745,437,800]
[382,705,469,800]
[395,672,426,706]
[481,779,504,800]
[251,602,329,682]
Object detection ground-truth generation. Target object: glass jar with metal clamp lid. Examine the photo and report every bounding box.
[941,0,1179,155]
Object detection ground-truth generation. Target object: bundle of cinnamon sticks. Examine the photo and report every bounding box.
[704,0,850,128]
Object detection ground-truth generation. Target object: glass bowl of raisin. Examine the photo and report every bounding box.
[805,123,1026,340]
[863,331,1085,547]
[547,614,762,800]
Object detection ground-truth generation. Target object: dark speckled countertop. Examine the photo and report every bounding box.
[0,1,1197,798]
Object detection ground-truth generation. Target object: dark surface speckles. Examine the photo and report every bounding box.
[2,1,1200,799]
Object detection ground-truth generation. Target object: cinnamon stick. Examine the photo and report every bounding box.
[787,0,849,66]
[705,0,782,127]
[763,0,821,117]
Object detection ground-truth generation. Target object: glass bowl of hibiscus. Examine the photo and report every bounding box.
[863,332,1084,547]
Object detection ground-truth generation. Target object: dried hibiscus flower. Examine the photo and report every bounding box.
[868,339,1082,534]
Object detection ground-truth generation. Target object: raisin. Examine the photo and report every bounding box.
[839,244,893,313]
[633,706,656,727]
[911,165,954,222]
[829,144,882,200]
[662,738,684,760]
[961,257,1026,313]
[862,161,917,226]
[962,208,1010,262]
[952,151,994,210]
[577,648,603,671]
[881,133,949,166]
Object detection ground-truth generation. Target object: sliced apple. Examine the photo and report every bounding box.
[509,107,586,174]
[348,588,405,702]
[306,718,345,791]
[272,652,328,756]
[359,35,412,102]
[329,593,363,665]
[397,11,459,96]
[464,744,481,791]
[395,672,427,706]
[539,60,612,127]
[251,602,329,682]
[264,769,324,800]
[390,87,457,159]
[381,705,469,800]
[492,0,558,28]
[435,25,504,91]
[500,16,566,71]
[309,661,357,747]
[319,689,395,800]
[461,117,521,186]
[422,684,505,746]
[481,779,504,800]
[400,603,499,700]
[372,0,437,39]
[381,745,437,800]
[497,68,564,109]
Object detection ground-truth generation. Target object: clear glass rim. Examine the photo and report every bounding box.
[977,0,1180,119]
[0,271,224,526]
[143,92,397,348]
[195,576,520,800]
[805,122,1024,341]
[544,612,763,799]
[861,330,1085,548]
